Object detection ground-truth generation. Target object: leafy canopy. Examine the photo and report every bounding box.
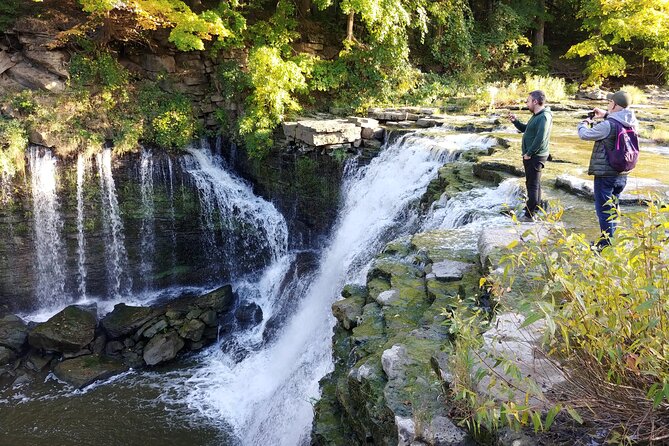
[566,0,669,84]
[78,0,235,50]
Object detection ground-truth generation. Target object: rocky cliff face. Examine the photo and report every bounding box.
[312,238,478,446]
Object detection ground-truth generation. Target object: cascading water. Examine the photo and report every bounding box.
[139,147,156,291]
[182,145,288,273]
[97,148,132,298]
[183,131,498,445]
[29,146,67,308]
[76,153,88,297]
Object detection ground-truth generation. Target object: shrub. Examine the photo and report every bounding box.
[620,85,647,105]
[138,84,198,150]
[455,201,669,442]
[0,117,27,177]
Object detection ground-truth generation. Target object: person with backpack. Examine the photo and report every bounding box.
[578,90,639,248]
[508,90,553,222]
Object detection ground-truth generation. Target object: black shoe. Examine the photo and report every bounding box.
[517,214,535,223]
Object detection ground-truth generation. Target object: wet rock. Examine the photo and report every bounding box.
[25,351,54,372]
[0,315,29,352]
[105,341,124,356]
[28,306,96,353]
[375,289,400,306]
[101,304,159,339]
[140,318,168,339]
[180,284,234,313]
[235,302,263,328]
[53,355,128,389]
[427,260,473,282]
[0,346,16,365]
[416,118,441,128]
[143,331,185,366]
[381,344,412,381]
[199,310,217,327]
[178,318,205,342]
[332,296,365,330]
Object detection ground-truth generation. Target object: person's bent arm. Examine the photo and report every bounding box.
[577,120,610,141]
[525,115,550,157]
[512,120,527,132]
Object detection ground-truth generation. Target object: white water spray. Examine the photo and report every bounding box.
[76,154,88,297]
[139,148,155,291]
[29,147,67,307]
[182,132,497,445]
[183,146,288,268]
[97,149,131,298]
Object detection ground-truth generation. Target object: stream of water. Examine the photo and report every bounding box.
[1,131,526,445]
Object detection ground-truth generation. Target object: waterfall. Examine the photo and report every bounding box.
[139,147,155,291]
[182,145,288,274]
[76,154,88,298]
[29,147,67,307]
[97,148,131,298]
[182,131,497,445]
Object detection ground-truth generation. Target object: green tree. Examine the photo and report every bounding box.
[566,0,669,85]
[77,0,237,50]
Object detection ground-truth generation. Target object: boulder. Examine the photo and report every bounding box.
[0,314,29,352]
[375,289,400,306]
[143,331,185,366]
[396,415,469,446]
[7,62,65,92]
[178,318,205,342]
[168,284,234,313]
[0,51,16,75]
[25,351,55,372]
[199,310,217,327]
[282,121,297,140]
[101,304,159,339]
[416,118,441,128]
[53,355,128,389]
[347,117,379,128]
[381,344,412,381]
[477,312,565,408]
[23,50,69,77]
[140,318,168,339]
[427,260,473,282]
[235,302,263,328]
[555,174,648,204]
[28,128,58,148]
[0,346,16,365]
[28,306,97,353]
[138,54,176,73]
[295,120,361,146]
[332,295,365,330]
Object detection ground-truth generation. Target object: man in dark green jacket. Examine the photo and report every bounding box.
[508,90,553,221]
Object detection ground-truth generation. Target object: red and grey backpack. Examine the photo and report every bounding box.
[605,118,639,172]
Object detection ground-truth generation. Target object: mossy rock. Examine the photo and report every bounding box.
[53,354,128,389]
[332,295,365,330]
[351,303,387,357]
[101,304,159,339]
[28,305,97,353]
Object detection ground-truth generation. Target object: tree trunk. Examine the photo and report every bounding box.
[534,0,545,48]
[299,0,311,18]
[346,11,354,42]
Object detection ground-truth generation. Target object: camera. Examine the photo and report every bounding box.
[587,111,595,119]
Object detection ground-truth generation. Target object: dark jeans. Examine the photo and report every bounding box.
[594,175,627,243]
[523,156,547,217]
